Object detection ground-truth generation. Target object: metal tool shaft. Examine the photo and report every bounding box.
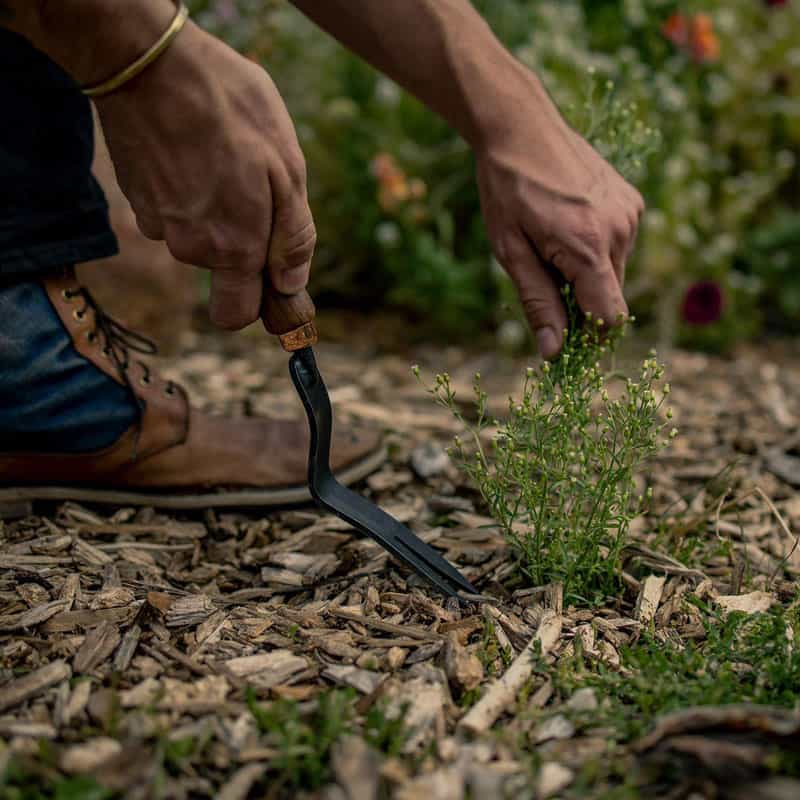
[289,347,477,597]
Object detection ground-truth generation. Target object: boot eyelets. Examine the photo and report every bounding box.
[165,385,176,396]
[102,347,111,358]
[86,331,97,344]
[72,309,86,322]
[61,289,75,302]
[139,376,151,386]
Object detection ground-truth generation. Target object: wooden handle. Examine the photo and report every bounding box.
[261,284,318,351]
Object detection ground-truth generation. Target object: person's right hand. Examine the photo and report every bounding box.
[94,21,315,330]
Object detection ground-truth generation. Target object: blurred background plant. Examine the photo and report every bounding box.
[189,0,800,353]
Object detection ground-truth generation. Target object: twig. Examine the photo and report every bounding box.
[459,611,562,735]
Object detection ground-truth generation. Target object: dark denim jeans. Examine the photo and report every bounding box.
[0,28,118,278]
[0,31,137,453]
[0,281,136,452]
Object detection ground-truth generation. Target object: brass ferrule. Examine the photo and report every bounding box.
[279,322,318,352]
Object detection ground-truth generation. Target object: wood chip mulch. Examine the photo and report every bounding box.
[0,330,798,799]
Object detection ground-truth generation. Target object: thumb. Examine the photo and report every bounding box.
[501,234,568,360]
[267,164,316,295]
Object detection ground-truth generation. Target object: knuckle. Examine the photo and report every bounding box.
[166,235,205,266]
[494,232,524,269]
[569,215,606,271]
[543,205,606,274]
[274,219,317,269]
[285,149,308,188]
[520,294,553,322]
[169,223,264,270]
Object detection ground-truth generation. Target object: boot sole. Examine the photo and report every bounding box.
[0,447,387,517]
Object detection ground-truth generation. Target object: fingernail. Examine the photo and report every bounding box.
[536,326,559,359]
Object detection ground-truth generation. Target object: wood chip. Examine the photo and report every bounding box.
[329,608,443,641]
[0,599,66,631]
[72,537,113,565]
[635,575,667,624]
[42,605,138,633]
[460,611,562,735]
[715,591,776,615]
[217,764,266,800]
[0,659,71,712]
[331,735,381,800]
[90,587,135,609]
[165,594,216,627]
[61,737,122,774]
[536,762,575,799]
[388,676,448,754]
[73,620,121,674]
[322,665,384,695]
[443,633,483,692]
[0,721,57,738]
[113,624,141,672]
[224,650,309,689]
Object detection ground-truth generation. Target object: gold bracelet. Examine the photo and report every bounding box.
[81,1,190,98]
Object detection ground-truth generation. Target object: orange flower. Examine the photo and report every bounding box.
[378,175,410,211]
[371,153,400,181]
[663,11,720,64]
[662,12,689,47]
[372,152,416,211]
[689,14,720,63]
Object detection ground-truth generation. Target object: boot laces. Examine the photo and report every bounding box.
[64,286,180,454]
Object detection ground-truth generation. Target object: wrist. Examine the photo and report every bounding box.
[35,0,176,86]
[467,57,562,154]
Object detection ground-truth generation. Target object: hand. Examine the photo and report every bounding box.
[475,70,644,358]
[94,21,315,330]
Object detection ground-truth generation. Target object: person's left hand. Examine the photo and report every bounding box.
[474,70,644,358]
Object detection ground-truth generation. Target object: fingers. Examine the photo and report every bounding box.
[209,268,264,330]
[569,254,629,328]
[529,204,630,328]
[609,215,632,288]
[499,231,567,360]
[266,158,316,296]
[163,181,273,330]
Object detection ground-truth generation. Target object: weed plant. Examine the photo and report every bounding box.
[420,288,674,605]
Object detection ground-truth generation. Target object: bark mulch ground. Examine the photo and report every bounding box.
[0,329,798,799]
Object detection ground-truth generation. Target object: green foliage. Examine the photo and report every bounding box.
[363,700,412,758]
[245,687,411,790]
[550,601,800,742]
[0,762,114,800]
[476,618,513,679]
[739,211,800,332]
[421,288,673,605]
[246,687,354,791]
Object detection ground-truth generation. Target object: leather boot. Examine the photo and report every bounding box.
[0,269,385,510]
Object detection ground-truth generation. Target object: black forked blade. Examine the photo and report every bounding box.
[289,347,477,598]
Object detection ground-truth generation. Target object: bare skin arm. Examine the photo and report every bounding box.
[292,0,644,357]
[2,1,643,354]
[1,0,316,330]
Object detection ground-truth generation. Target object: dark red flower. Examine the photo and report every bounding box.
[682,280,725,325]
[765,0,788,7]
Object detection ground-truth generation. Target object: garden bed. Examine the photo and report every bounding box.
[0,329,798,799]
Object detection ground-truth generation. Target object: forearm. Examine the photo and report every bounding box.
[291,0,549,149]
[0,0,175,85]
